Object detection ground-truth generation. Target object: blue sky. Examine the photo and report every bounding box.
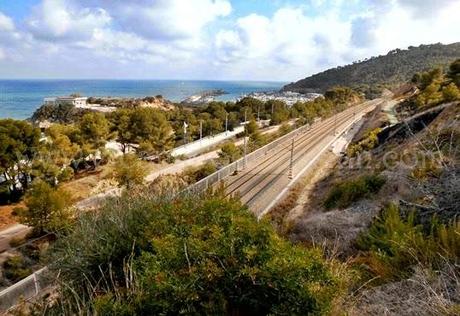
[0,0,459,80]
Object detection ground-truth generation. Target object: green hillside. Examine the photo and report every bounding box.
[283,42,460,98]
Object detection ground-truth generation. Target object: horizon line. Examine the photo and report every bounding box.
[0,78,289,83]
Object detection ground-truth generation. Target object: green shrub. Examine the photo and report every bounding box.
[113,154,148,189]
[22,243,42,261]
[218,142,241,165]
[356,204,460,281]
[3,255,32,283]
[323,174,386,209]
[183,160,217,184]
[165,154,176,164]
[278,123,293,136]
[442,82,460,101]
[347,128,381,157]
[15,179,72,234]
[410,157,442,180]
[57,167,75,182]
[49,191,342,315]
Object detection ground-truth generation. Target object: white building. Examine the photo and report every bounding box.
[44,96,88,107]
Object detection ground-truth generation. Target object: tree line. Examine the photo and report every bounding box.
[1,86,361,204]
[283,42,460,98]
[400,58,460,112]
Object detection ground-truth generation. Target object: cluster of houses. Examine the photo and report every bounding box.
[242,91,322,107]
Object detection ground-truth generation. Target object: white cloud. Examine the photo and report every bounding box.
[27,0,111,41]
[350,16,376,47]
[98,0,231,41]
[396,0,457,17]
[0,12,15,31]
[79,28,194,65]
[355,0,460,56]
[0,0,459,80]
[0,11,29,62]
[17,0,232,69]
[214,7,352,79]
[212,0,460,80]
[215,30,243,62]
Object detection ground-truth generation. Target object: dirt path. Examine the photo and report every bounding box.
[382,99,399,125]
[0,204,20,230]
[0,224,31,253]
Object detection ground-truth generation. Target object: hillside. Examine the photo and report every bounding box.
[283,42,460,98]
[272,60,460,314]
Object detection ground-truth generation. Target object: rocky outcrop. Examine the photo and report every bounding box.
[87,96,175,111]
[138,96,175,111]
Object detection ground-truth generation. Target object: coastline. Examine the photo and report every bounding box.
[0,80,302,120]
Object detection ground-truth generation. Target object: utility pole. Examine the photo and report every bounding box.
[243,135,247,169]
[289,138,294,179]
[183,121,188,145]
[257,104,260,122]
[243,108,248,169]
[225,113,228,134]
[199,120,203,144]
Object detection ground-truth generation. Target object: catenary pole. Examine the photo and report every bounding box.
[289,138,294,179]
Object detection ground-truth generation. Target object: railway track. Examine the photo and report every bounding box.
[224,105,364,197]
[221,100,378,213]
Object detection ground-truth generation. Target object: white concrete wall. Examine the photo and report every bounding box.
[171,126,244,157]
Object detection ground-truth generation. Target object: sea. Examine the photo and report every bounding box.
[0,80,285,120]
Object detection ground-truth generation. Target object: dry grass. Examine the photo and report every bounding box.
[267,180,306,233]
[61,165,114,202]
[61,161,159,203]
[267,151,338,235]
[346,263,460,316]
[289,200,381,257]
[0,203,24,229]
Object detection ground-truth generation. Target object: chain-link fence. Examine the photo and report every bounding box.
[0,267,48,311]
[185,122,312,194]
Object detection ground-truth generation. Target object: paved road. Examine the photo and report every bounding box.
[221,99,382,217]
